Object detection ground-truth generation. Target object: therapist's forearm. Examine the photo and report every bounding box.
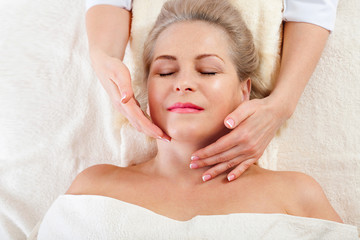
[270,22,330,118]
[86,5,131,61]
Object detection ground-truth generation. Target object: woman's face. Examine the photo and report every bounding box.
[147,21,250,142]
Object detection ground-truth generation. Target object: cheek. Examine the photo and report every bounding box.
[204,78,242,115]
[147,81,157,106]
[148,81,161,112]
[147,80,168,126]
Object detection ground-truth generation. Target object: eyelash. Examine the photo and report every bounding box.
[159,72,217,77]
[159,73,173,77]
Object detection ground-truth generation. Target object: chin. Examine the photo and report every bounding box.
[166,121,228,143]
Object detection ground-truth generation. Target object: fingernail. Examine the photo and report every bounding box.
[191,156,199,161]
[158,136,170,143]
[189,163,198,169]
[226,118,235,128]
[227,174,235,181]
[202,174,211,182]
[121,93,127,103]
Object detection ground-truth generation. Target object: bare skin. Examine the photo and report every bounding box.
[67,162,342,223]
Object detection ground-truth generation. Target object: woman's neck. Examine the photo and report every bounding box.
[148,139,213,187]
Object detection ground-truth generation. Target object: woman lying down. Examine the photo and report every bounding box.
[37,0,358,239]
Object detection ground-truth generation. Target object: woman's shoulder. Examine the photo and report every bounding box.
[252,167,329,197]
[258,168,343,223]
[66,164,134,195]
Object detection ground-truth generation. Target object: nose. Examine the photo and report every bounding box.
[176,86,193,92]
[174,71,196,93]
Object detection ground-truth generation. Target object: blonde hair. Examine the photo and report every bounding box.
[142,0,270,99]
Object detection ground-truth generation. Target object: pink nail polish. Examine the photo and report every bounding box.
[121,93,127,103]
[228,174,235,181]
[189,163,198,169]
[191,156,199,161]
[158,137,170,143]
[202,174,211,182]
[226,119,235,128]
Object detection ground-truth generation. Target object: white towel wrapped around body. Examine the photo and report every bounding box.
[36,195,358,240]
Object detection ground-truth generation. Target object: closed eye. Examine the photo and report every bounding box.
[159,72,216,77]
[159,72,174,77]
[201,72,216,75]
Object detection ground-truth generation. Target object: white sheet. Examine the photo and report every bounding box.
[35,195,358,240]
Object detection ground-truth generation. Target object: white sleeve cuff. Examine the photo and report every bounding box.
[86,0,132,12]
[283,0,338,32]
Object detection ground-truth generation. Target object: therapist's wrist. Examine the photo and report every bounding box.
[89,48,123,70]
[89,48,105,68]
[266,88,298,121]
[89,46,120,60]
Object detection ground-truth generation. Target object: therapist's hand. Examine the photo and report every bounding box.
[90,50,171,141]
[190,95,289,182]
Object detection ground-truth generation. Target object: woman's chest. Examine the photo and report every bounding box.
[105,179,286,221]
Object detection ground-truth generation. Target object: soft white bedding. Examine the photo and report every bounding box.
[35,195,358,240]
[0,0,359,239]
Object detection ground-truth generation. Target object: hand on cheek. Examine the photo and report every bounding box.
[190,97,286,182]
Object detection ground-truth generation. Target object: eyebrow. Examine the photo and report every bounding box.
[153,54,224,63]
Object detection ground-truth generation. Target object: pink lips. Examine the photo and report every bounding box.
[167,102,204,113]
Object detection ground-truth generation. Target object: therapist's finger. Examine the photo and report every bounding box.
[190,131,238,161]
[226,158,256,181]
[103,75,126,113]
[200,156,246,182]
[190,144,245,169]
[123,98,171,141]
[224,101,256,129]
[107,81,170,141]
[108,60,134,104]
